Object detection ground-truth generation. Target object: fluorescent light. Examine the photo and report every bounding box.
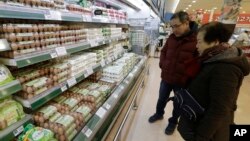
[186,7,189,10]
[192,0,196,3]
[184,10,186,12]
[243,11,246,13]
[172,0,180,13]
[213,7,217,9]
[188,5,192,7]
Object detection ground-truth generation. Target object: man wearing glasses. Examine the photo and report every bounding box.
[149,11,198,135]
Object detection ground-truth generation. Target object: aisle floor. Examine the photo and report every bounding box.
[124,58,250,141]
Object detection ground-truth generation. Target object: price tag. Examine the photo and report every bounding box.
[44,10,62,20]
[85,128,92,138]
[61,85,67,92]
[82,15,86,21]
[113,94,118,99]
[96,107,107,118]
[105,103,111,110]
[90,41,98,47]
[50,52,58,58]
[120,85,125,89]
[86,15,92,22]
[67,77,77,87]
[55,47,67,56]
[101,60,105,67]
[13,126,24,136]
[87,67,94,75]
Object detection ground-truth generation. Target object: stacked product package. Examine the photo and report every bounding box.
[64,52,97,77]
[32,80,113,141]
[110,28,122,38]
[85,28,104,41]
[101,53,137,83]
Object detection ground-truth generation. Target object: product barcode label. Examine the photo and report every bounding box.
[50,52,58,58]
[96,107,107,118]
[67,77,77,87]
[61,85,67,92]
[87,67,94,75]
[113,94,118,99]
[13,126,24,136]
[85,128,92,138]
[44,10,62,20]
[55,47,67,56]
[105,104,111,110]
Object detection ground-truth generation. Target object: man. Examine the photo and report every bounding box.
[148,11,198,135]
[233,30,249,47]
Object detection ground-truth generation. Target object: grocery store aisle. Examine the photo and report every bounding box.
[124,58,182,141]
[124,58,250,141]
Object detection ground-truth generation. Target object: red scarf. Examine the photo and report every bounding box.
[185,43,230,79]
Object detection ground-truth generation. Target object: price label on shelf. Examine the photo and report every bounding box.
[55,47,67,56]
[105,103,111,110]
[85,128,92,138]
[96,107,107,119]
[90,41,98,47]
[67,77,77,87]
[101,60,105,67]
[61,85,67,92]
[113,93,118,99]
[44,10,62,20]
[87,67,94,75]
[50,52,58,58]
[82,15,87,21]
[13,126,24,137]
[85,15,92,22]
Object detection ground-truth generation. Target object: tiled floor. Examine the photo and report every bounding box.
[123,58,250,141]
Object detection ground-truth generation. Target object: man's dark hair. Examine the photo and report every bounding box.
[245,30,249,33]
[170,11,190,23]
[198,22,232,44]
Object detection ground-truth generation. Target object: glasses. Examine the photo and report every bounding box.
[170,23,183,29]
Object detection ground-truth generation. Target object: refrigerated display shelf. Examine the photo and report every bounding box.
[0,36,128,68]
[0,4,128,24]
[13,53,124,111]
[73,56,146,141]
[0,115,32,141]
[0,80,22,100]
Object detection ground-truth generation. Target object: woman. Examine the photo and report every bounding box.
[178,22,250,141]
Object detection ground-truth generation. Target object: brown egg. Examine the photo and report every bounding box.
[7,34,16,42]
[10,43,18,50]
[26,86,34,94]
[34,115,39,122]
[59,135,66,141]
[44,123,49,129]
[14,26,21,33]
[18,0,25,4]
[33,24,38,32]
[35,40,40,48]
[6,25,14,33]
[16,36,23,42]
[38,24,44,32]
[27,94,33,99]
[34,32,39,40]
[24,0,32,5]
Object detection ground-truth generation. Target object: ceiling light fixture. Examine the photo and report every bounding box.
[213,7,217,9]
[192,0,196,3]
[188,5,192,7]
[186,7,189,10]
[243,11,246,13]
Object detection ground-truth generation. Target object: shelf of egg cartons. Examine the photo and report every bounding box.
[13,49,125,111]
[73,56,146,141]
[0,23,128,68]
[0,1,129,24]
[0,115,32,141]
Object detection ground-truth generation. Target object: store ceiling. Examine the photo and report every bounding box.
[175,0,250,14]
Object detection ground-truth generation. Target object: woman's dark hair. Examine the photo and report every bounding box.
[198,22,233,44]
[170,11,190,23]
